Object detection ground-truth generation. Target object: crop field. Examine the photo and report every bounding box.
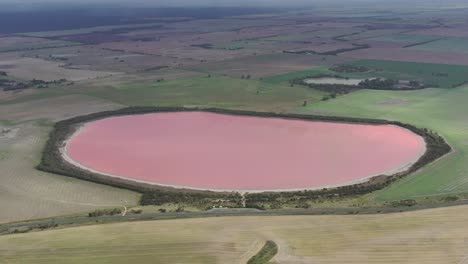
[410,25,468,38]
[299,85,468,201]
[0,54,120,81]
[19,45,176,73]
[189,53,351,79]
[408,37,468,54]
[262,66,332,84]
[0,36,77,52]
[369,33,439,44]
[0,94,124,122]
[97,40,254,62]
[337,29,402,41]
[3,204,468,263]
[19,23,164,37]
[341,47,468,66]
[83,75,326,111]
[0,94,140,223]
[345,60,468,87]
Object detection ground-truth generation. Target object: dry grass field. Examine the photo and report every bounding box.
[186,53,352,78]
[0,94,140,223]
[0,94,123,122]
[19,45,176,73]
[0,54,120,81]
[341,47,468,66]
[2,204,468,263]
[410,24,468,38]
[0,36,76,52]
[97,40,254,62]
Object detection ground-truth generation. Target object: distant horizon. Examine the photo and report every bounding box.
[1,0,467,9]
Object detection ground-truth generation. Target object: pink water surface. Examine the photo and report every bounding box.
[66,112,425,191]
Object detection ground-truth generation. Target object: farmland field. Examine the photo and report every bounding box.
[408,37,468,54]
[185,53,350,78]
[84,75,327,111]
[0,55,120,81]
[299,85,468,201]
[0,36,77,52]
[344,60,468,87]
[0,95,140,223]
[369,34,438,44]
[3,204,468,263]
[342,47,468,66]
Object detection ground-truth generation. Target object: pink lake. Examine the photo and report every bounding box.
[65,112,426,191]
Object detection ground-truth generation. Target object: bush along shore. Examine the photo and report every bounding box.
[37,106,451,209]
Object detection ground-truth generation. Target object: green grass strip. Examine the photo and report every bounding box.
[247,240,278,264]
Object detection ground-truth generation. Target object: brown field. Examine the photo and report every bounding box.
[97,40,254,62]
[19,45,178,73]
[0,94,140,224]
[341,47,468,65]
[55,32,131,44]
[283,41,358,53]
[0,36,76,52]
[3,205,468,263]
[362,40,409,48]
[108,21,368,58]
[186,53,352,78]
[0,94,122,122]
[410,24,468,38]
[0,53,120,81]
[164,18,300,32]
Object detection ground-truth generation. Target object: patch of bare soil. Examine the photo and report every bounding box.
[0,127,19,139]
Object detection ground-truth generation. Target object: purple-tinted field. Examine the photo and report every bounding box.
[66,112,425,191]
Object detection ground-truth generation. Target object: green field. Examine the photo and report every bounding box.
[84,75,326,111]
[0,74,325,112]
[299,85,468,201]
[3,205,468,263]
[262,66,332,84]
[262,59,468,88]
[346,60,468,87]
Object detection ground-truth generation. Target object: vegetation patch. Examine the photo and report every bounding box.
[247,240,278,264]
[88,208,122,217]
[0,78,70,91]
[283,43,370,56]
